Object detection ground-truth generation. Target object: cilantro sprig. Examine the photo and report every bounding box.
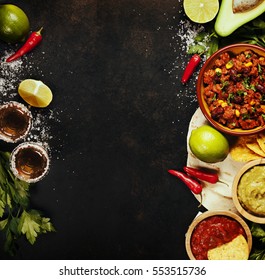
[188,15,265,58]
[0,151,55,256]
[250,223,265,260]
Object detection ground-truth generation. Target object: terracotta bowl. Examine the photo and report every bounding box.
[232,159,265,224]
[185,210,252,260]
[197,43,265,136]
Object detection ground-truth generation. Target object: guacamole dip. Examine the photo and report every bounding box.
[238,165,265,216]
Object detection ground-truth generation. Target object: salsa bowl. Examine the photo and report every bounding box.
[232,158,265,224]
[185,210,252,260]
[197,44,265,136]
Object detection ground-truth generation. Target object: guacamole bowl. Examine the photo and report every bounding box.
[232,159,265,224]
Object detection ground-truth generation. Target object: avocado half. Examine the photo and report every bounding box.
[215,0,265,37]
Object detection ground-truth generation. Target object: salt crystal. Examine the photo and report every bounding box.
[0,50,62,158]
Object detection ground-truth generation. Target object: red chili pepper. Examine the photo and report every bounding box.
[183,166,218,184]
[168,169,202,194]
[181,54,201,84]
[6,27,43,62]
[183,166,229,186]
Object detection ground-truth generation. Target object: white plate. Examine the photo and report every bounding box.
[186,108,245,212]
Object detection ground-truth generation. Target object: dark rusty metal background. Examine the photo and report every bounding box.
[0,0,200,259]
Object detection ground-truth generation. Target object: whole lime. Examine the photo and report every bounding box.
[189,125,229,163]
[0,4,30,44]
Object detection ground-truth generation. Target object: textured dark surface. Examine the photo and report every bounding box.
[0,0,201,259]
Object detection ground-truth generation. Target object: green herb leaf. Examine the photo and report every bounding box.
[221,80,229,90]
[186,15,265,58]
[0,197,5,218]
[18,210,41,245]
[18,209,55,245]
[237,90,247,96]
[251,223,265,243]
[227,93,234,105]
[194,32,208,42]
[242,113,250,120]
[39,216,56,233]
[250,223,265,260]
[0,151,55,255]
[0,218,8,230]
[4,227,19,257]
[243,77,250,89]
[187,44,205,55]
[252,18,265,29]
[206,36,219,58]
[250,248,265,260]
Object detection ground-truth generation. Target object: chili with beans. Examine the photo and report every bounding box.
[203,49,265,130]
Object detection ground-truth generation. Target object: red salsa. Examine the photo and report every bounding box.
[190,215,246,260]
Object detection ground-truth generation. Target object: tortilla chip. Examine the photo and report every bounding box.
[246,141,265,157]
[230,142,263,162]
[230,135,264,162]
[257,132,265,153]
[236,135,256,145]
[207,234,249,260]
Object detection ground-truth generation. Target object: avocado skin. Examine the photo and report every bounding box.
[215,0,265,37]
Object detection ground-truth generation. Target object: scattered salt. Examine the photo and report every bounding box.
[0,50,61,157]
[154,6,213,134]
[160,13,210,105]
[0,51,23,97]
[176,20,205,52]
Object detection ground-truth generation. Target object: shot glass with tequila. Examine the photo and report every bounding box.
[10,142,50,183]
[0,101,32,143]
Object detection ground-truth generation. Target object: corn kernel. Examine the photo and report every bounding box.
[244,62,253,67]
[226,61,233,69]
[259,57,265,61]
[235,109,240,117]
[250,100,255,105]
[215,68,222,75]
[218,100,227,107]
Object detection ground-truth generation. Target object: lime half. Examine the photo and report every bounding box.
[183,0,219,24]
[18,79,53,108]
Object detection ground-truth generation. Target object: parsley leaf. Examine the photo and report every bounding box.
[250,223,265,260]
[186,15,265,58]
[18,210,55,245]
[251,223,265,244]
[0,189,6,217]
[0,151,55,255]
[18,210,41,244]
[0,218,8,230]
[227,93,234,105]
[187,44,205,55]
[250,249,265,260]
[187,30,219,58]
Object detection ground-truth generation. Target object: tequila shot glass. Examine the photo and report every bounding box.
[10,142,50,183]
[0,101,32,143]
